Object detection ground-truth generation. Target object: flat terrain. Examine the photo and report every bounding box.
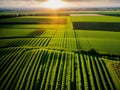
[0,12,120,90]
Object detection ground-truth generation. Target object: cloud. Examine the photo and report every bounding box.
[65,0,120,7]
[0,0,120,9]
[64,0,120,1]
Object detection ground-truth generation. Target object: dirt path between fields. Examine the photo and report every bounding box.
[70,14,105,16]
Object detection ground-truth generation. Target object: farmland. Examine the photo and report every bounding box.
[0,11,120,90]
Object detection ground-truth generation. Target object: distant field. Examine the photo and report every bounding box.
[0,12,120,90]
[1,10,120,15]
[73,22,120,31]
[0,16,67,24]
[0,24,66,29]
[70,14,104,16]
[71,14,120,54]
[71,16,120,22]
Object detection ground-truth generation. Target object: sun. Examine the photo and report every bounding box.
[42,0,67,9]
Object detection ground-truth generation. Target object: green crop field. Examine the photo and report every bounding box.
[0,11,120,90]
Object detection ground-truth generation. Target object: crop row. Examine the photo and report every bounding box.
[48,38,77,51]
[5,37,77,51]
[1,37,120,54]
[7,38,51,47]
[0,48,116,90]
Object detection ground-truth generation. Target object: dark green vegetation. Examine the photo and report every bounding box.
[73,22,120,31]
[0,12,120,90]
[0,17,67,24]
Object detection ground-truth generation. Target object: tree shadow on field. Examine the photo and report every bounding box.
[29,29,45,37]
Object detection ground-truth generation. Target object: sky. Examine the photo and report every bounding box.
[0,0,120,9]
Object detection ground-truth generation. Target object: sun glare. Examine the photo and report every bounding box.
[42,0,67,9]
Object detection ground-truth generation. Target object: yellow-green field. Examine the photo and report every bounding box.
[0,12,120,90]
